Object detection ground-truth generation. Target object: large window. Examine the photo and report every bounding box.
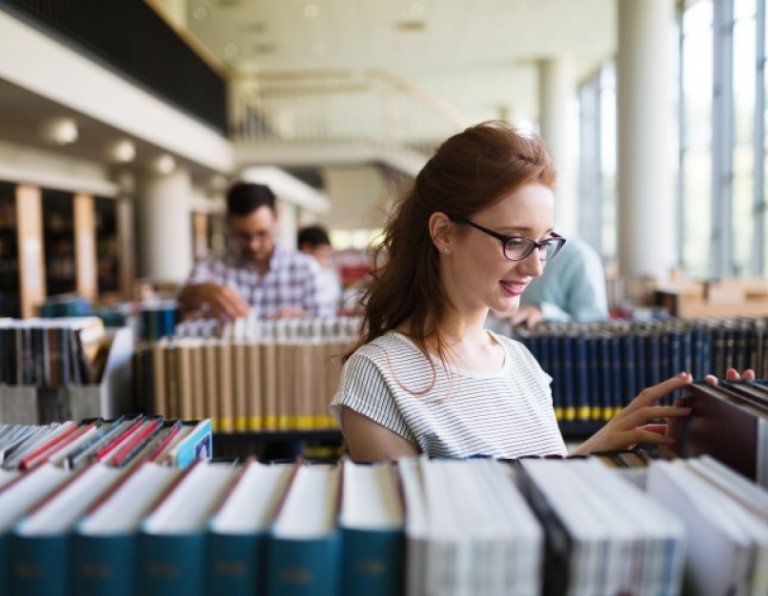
[678,0,767,279]
[679,0,714,278]
[577,63,617,261]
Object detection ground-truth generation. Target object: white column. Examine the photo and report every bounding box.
[616,0,676,278]
[538,57,578,237]
[135,168,193,283]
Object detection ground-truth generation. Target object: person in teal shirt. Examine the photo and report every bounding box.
[509,237,608,328]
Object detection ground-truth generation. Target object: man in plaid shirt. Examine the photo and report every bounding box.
[178,182,331,320]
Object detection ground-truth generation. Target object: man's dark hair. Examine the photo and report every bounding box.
[226,182,276,216]
[298,225,331,249]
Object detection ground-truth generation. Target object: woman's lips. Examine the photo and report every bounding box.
[500,280,527,296]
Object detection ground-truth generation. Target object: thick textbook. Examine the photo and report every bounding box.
[673,381,768,485]
[339,460,404,596]
[8,462,124,596]
[72,462,182,596]
[267,463,341,596]
[206,460,296,596]
[137,462,239,596]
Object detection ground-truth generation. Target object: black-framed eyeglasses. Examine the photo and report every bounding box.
[449,214,566,261]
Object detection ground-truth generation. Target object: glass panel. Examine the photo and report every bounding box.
[682,152,713,277]
[600,63,617,260]
[732,4,756,275]
[680,0,714,277]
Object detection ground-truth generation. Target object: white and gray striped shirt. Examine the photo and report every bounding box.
[331,331,567,459]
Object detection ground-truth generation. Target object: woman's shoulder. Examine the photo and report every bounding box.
[346,331,429,371]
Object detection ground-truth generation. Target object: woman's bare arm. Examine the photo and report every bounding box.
[340,406,420,462]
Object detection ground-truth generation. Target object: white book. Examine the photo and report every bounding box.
[210,461,294,535]
[398,457,428,596]
[142,462,237,535]
[648,460,765,596]
[0,463,70,533]
[15,462,123,535]
[78,462,181,535]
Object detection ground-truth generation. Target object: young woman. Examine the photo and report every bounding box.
[331,120,752,462]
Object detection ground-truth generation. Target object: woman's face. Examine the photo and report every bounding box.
[443,182,556,316]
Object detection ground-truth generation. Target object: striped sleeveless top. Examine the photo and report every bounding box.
[330,331,567,459]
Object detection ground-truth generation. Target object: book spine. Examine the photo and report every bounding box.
[7,534,69,596]
[266,535,341,596]
[71,533,135,596]
[136,533,207,596]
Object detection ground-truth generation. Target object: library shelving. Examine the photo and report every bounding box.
[0,181,21,317]
[42,188,79,299]
[94,195,134,302]
[0,183,46,318]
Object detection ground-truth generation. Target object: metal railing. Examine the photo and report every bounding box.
[229,68,465,168]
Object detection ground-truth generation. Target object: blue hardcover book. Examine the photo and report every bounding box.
[572,334,591,421]
[559,335,575,421]
[137,461,238,596]
[596,334,612,420]
[72,462,182,596]
[607,335,622,418]
[206,460,296,596]
[168,418,214,469]
[620,332,638,408]
[339,460,404,596]
[266,464,341,596]
[0,464,68,595]
[8,462,123,596]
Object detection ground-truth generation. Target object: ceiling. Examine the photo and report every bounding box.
[175,0,616,131]
[0,0,617,191]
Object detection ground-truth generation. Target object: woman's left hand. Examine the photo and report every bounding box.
[571,372,693,455]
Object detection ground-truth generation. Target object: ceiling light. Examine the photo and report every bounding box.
[192,6,209,20]
[304,3,319,18]
[153,154,176,175]
[40,117,78,145]
[106,139,136,163]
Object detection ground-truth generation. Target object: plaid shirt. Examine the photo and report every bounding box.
[186,246,332,319]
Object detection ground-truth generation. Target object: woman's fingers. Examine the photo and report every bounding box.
[706,368,756,386]
[624,372,692,411]
[613,405,691,431]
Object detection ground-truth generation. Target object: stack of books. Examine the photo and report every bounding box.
[134,317,361,433]
[0,454,765,595]
[670,380,768,486]
[510,317,768,422]
[0,318,134,423]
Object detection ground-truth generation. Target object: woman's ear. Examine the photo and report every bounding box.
[428,212,454,255]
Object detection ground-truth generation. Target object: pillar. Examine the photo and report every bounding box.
[538,57,578,237]
[135,168,193,283]
[616,0,676,278]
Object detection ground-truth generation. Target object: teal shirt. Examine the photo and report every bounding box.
[519,238,609,322]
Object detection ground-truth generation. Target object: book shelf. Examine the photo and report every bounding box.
[42,188,79,298]
[94,195,134,302]
[0,181,20,317]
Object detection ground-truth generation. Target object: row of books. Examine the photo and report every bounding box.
[0,317,106,387]
[673,380,768,486]
[0,415,212,472]
[0,454,764,596]
[173,314,363,342]
[509,317,768,421]
[134,337,353,433]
